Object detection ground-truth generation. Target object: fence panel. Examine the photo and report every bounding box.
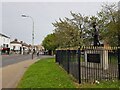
[80,47,118,83]
[69,50,79,82]
[56,46,119,84]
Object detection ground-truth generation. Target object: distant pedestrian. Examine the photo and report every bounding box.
[7,48,10,55]
[37,51,39,57]
[33,49,35,54]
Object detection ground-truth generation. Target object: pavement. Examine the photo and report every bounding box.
[2,59,37,89]
[1,55,54,89]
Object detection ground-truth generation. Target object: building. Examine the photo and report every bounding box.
[10,39,22,54]
[37,45,44,51]
[33,45,45,55]
[22,42,30,54]
[10,39,30,54]
[0,33,10,54]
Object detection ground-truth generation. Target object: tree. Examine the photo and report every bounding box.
[42,33,58,55]
[66,12,91,46]
[53,12,91,48]
[53,18,81,48]
[97,3,119,46]
[51,2,119,48]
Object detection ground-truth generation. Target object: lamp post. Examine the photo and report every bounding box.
[21,14,34,59]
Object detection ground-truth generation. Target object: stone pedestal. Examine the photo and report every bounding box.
[84,47,108,70]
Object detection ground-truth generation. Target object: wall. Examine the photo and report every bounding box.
[10,43,22,51]
[0,34,10,48]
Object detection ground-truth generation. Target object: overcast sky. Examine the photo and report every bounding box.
[1,1,118,44]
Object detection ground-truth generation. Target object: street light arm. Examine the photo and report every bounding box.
[29,16,34,23]
[21,14,34,23]
[21,14,29,17]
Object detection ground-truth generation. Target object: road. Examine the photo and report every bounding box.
[2,54,53,67]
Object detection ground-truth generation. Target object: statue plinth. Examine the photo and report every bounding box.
[84,47,108,70]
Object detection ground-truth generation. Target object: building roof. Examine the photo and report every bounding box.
[22,42,29,47]
[10,39,22,44]
[10,39,29,47]
[10,41,21,44]
[34,45,44,50]
[0,33,10,39]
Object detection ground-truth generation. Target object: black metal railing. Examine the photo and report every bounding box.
[56,46,120,84]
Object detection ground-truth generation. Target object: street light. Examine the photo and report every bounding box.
[21,14,34,59]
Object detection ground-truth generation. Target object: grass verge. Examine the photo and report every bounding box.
[18,58,120,88]
[17,58,76,88]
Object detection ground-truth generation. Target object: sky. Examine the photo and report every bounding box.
[1,1,119,45]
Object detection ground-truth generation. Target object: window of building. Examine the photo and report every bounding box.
[6,44,8,48]
[3,44,5,48]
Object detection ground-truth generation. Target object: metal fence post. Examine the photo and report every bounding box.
[67,50,70,74]
[117,51,120,86]
[55,50,58,63]
[78,48,81,84]
[56,50,60,64]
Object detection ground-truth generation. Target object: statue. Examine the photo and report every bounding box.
[92,22,100,46]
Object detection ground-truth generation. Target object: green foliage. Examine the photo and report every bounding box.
[97,3,119,46]
[53,12,92,48]
[53,19,81,47]
[42,33,58,50]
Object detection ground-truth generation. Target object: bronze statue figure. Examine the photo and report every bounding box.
[92,22,100,46]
